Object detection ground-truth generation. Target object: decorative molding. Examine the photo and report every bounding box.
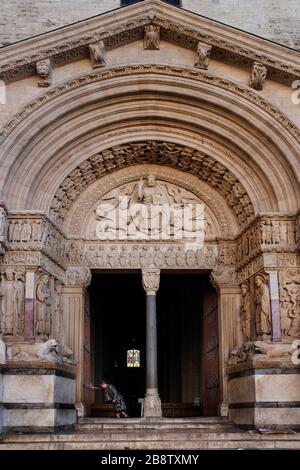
[0,12,299,86]
[49,140,254,227]
[1,64,299,145]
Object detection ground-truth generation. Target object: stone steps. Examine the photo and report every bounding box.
[75,417,234,431]
[1,418,300,450]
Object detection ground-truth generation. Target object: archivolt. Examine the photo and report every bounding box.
[0,64,299,217]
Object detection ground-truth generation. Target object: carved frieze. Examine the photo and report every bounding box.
[66,268,92,288]
[0,13,299,87]
[50,141,254,227]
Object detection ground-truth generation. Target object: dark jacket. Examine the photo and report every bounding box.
[104,384,123,403]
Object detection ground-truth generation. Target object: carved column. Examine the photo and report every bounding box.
[63,268,91,417]
[265,270,282,342]
[210,268,243,416]
[142,269,162,418]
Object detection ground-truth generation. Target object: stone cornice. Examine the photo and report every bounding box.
[1,64,299,144]
[0,0,299,85]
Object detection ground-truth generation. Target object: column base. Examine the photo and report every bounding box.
[144,388,162,418]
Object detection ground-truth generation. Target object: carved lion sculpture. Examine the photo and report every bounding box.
[254,341,294,358]
[7,339,61,362]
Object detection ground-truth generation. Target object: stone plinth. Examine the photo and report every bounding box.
[1,362,77,432]
[228,360,300,429]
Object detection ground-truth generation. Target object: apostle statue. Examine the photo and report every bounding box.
[35,274,51,337]
[255,273,271,339]
[0,269,16,335]
[241,281,251,341]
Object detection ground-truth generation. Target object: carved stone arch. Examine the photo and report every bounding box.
[52,142,252,231]
[0,65,299,217]
[64,164,238,239]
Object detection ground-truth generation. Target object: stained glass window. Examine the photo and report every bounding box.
[127,349,141,367]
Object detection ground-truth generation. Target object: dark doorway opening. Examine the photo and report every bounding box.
[90,270,219,418]
[91,272,146,417]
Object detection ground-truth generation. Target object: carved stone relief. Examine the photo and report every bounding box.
[144,24,160,50]
[195,42,212,69]
[35,273,51,339]
[249,61,267,91]
[0,268,25,336]
[254,273,271,339]
[50,142,254,228]
[142,269,160,294]
[36,59,52,87]
[279,269,300,338]
[240,281,251,341]
[89,41,106,68]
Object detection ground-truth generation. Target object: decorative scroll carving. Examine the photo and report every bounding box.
[66,268,92,288]
[144,24,160,50]
[249,61,267,91]
[35,273,51,338]
[1,65,299,144]
[89,41,106,68]
[241,281,251,341]
[254,273,271,339]
[36,59,52,87]
[142,269,160,294]
[279,269,300,338]
[50,141,254,226]
[195,42,212,69]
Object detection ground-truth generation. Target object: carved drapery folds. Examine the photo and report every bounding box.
[279,269,300,338]
[249,61,267,91]
[195,42,212,69]
[36,58,52,87]
[240,281,251,341]
[0,268,25,336]
[89,41,106,68]
[35,272,51,338]
[144,24,160,50]
[254,272,271,339]
[0,203,8,254]
[142,269,160,295]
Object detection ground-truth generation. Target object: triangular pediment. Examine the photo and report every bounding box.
[0,0,299,85]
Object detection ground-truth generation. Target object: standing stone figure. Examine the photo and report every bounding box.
[0,269,16,335]
[241,281,251,341]
[0,206,7,237]
[255,274,271,338]
[53,282,63,343]
[144,25,160,50]
[35,274,51,337]
[15,272,25,336]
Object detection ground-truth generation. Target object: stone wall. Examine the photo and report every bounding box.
[0,0,299,50]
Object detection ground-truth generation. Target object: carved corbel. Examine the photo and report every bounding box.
[144,24,160,50]
[66,268,92,288]
[194,42,212,70]
[89,41,106,68]
[249,61,267,91]
[142,269,160,295]
[36,59,52,87]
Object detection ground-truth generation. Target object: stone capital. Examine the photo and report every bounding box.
[210,267,238,290]
[66,268,92,288]
[142,269,160,295]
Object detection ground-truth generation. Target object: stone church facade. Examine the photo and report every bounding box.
[0,0,299,441]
